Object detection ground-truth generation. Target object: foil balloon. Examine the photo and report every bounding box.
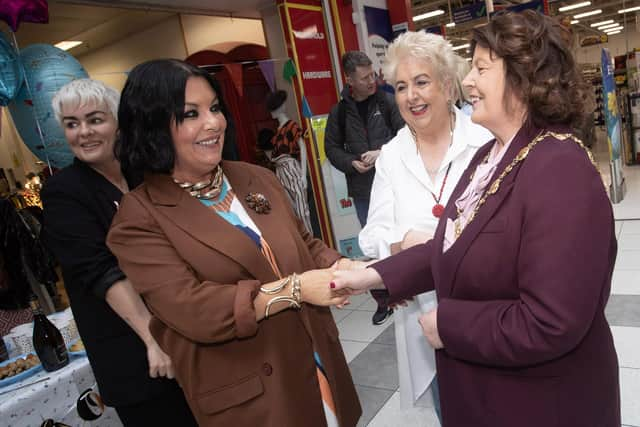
[0,32,23,106]
[8,44,88,169]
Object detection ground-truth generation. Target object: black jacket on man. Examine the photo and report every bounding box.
[324,86,404,199]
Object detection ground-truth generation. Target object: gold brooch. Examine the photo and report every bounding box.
[245,192,271,214]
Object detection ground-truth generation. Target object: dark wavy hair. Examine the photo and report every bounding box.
[470,10,589,129]
[117,59,231,174]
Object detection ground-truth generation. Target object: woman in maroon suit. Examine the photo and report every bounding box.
[332,10,620,427]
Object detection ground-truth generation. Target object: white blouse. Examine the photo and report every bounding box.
[358,107,493,408]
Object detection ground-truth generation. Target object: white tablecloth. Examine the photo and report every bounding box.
[0,355,122,427]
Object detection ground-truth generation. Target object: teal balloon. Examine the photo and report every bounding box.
[9,44,88,168]
[0,32,23,106]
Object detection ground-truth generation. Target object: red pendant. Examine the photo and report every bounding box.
[432,204,445,218]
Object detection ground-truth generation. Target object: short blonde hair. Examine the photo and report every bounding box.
[51,78,119,125]
[382,31,463,102]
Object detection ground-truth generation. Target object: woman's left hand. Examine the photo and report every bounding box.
[146,340,175,379]
[332,258,369,271]
[419,308,444,349]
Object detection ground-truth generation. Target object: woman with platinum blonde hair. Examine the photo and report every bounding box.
[358,31,492,421]
[43,78,196,425]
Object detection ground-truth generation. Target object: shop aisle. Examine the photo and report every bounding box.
[331,132,640,426]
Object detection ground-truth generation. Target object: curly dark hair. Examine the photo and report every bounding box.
[470,10,589,129]
[117,59,231,174]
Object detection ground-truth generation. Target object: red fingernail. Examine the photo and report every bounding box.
[330,282,336,289]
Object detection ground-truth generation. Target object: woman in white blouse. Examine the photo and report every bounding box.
[359,31,492,419]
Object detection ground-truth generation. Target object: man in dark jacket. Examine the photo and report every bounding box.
[324,51,404,325]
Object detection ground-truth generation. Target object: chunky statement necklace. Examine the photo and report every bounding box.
[453,131,600,238]
[173,165,224,200]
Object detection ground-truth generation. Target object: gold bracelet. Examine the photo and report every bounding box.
[264,296,301,318]
[260,276,290,294]
[291,273,302,306]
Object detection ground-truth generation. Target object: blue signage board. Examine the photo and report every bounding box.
[453,2,487,24]
[424,25,444,36]
[491,0,548,16]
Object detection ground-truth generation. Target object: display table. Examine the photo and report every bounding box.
[0,355,122,427]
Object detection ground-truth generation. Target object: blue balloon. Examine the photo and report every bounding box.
[8,44,88,168]
[0,32,23,106]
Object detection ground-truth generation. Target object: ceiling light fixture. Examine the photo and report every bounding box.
[605,30,622,35]
[570,20,580,24]
[590,19,614,27]
[598,23,620,29]
[54,41,83,51]
[573,9,602,18]
[618,6,640,13]
[446,22,456,28]
[452,43,470,51]
[558,1,591,12]
[604,26,623,32]
[413,9,445,22]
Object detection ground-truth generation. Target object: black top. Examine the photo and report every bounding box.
[355,98,370,127]
[41,158,181,406]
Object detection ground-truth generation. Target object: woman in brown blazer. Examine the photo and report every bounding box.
[107,59,361,427]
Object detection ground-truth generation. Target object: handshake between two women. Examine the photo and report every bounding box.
[302,258,383,305]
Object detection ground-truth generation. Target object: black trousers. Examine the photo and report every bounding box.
[115,384,197,427]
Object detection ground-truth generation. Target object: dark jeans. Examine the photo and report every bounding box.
[353,197,370,227]
[353,196,389,311]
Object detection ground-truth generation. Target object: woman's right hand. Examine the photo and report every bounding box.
[331,268,384,295]
[300,268,349,307]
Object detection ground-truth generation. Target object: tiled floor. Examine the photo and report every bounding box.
[333,132,640,426]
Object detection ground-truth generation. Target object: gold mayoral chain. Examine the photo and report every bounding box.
[453,131,600,238]
[173,165,224,200]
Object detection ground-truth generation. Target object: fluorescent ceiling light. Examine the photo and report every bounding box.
[55,41,83,51]
[606,30,622,35]
[570,20,579,24]
[559,1,591,12]
[618,6,640,13]
[465,57,471,61]
[446,22,456,28]
[573,9,602,18]
[452,43,470,51]
[413,9,445,21]
[604,26,623,33]
[598,23,620,29]
[590,19,614,27]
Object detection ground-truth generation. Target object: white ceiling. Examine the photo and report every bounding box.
[63,0,273,18]
[7,0,636,58]
[9,0,271,56]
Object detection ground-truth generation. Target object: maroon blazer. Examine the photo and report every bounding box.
[108,161,361,427]
[373,125,620,427]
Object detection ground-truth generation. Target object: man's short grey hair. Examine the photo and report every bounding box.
[382,31,464,102]
[51,78,120,124]
[342,51,373,76]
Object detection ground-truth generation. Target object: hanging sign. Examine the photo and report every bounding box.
[288,7,338,115]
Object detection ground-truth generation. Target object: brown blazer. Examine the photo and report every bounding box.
[107,161,361,427]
